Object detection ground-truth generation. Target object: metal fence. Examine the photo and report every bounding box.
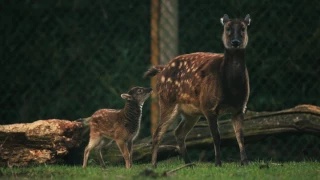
[1,0,319,162]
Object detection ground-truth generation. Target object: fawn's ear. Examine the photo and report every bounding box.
[220,14,230,25]
[121,93,132,100]
[244,14,251,26]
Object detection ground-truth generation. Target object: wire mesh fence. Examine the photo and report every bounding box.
[1,0,319,162]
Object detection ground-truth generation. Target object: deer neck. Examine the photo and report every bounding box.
[122,101,142,133]
[222,49,247,94]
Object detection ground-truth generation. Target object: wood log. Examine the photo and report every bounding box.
[101,104,320,164]
[1,104,319,167]
[0,120,82,167]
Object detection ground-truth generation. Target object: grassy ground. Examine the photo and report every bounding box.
[1,158,319,180]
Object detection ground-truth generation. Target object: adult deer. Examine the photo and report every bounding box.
[144,14,251,167]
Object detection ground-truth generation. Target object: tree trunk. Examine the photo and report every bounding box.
[0,120,82,167]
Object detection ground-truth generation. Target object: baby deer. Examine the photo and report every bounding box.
[82,87,152,168]
[144,14,251,167]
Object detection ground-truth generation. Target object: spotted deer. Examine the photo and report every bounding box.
[82,87,152,168]
[144,14,251,167]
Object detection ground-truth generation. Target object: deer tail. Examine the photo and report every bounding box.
[75,117,91,137]
[143,65,165,78]
[75,117,91,126]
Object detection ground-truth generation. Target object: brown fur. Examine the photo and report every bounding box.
[82,87,152,168]
[144,65,165,78]
[145,14,251,167]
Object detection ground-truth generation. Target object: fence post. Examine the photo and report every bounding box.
[159,0,179,64]
[150,0,160,135]
[150,0,179,135]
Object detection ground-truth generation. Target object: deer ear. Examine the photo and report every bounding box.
[244,14,251,26]
[220,14,230,25]
[121,94,132,100]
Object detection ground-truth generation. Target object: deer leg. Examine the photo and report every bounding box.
[203,112,221,167]
[127,140,133,167]
[83,134,101,168]
[152,104,179,168]
[95,139,114,168]
[232,112,248,165]
[95,139,106,168]
[103,140,114,153]
[174,114,200,164]
[115,139,131,169]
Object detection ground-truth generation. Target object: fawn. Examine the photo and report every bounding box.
[144,14,251,167]
[82,86,152,168]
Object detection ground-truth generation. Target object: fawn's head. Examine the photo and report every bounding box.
[221,14,251,49]
[121,87,152,105]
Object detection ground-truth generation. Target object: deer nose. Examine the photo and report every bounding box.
[231,39,241,47]
[147,87,153,93]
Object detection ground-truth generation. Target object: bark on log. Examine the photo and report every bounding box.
[102,104,320,164]
[0,120,82,167]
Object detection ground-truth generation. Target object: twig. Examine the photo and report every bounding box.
[0,136,8,153]
[162,163,196,176]
[138,163,196,178]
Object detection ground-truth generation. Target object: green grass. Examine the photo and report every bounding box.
[1,158,319,180]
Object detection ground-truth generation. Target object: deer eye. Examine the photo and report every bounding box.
[241,27,245,32]
[226,27,231,32]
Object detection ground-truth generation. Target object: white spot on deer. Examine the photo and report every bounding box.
[181,93,189,99]
[171,62,176,67]
[161,76,165,83]
[167,78,172,83]
[175,81,180,86]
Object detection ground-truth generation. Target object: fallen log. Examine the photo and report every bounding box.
[1,104,320,167]
[101,104,320,164]
[0,120,82,167]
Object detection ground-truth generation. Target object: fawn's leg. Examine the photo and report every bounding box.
[127,140,133,167]
[152,103,179,168]
[203,111,221,167]
[174,113,200,164]
[232,112,248,165]
[115,139,131,169]
[83,134,101,168]
[95,139,106,167]
[104,140,114,151]
[95,139,114,168]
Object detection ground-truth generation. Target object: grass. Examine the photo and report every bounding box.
[1,158,319,180]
